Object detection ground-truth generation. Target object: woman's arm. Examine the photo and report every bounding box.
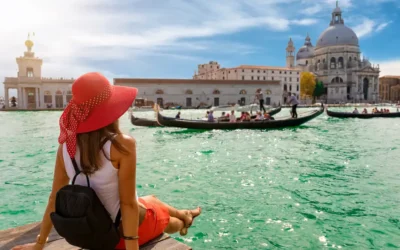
[35,145,69,248]
[117,136,140,250]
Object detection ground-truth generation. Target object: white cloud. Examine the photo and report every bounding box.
[376,22,391,32]
[353,19,376,38]
[375,59,400,76]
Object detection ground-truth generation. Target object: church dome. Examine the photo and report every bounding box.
[296,34,314,60]
[316,3,359,48]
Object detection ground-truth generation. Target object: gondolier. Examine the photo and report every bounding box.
[256,89,266,113]
[287,93,299,118]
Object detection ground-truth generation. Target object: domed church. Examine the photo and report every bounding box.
[289,2,380,103]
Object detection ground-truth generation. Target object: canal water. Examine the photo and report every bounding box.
[0,108,399,249]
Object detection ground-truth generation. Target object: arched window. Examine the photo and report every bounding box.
[185,89,193,95]
[213,89,221,95]
[239,89,247,95]
[331,77,343,83]
[155,89,164,95]
[66,90,72,103]
[265,89,272,95]
[44,91,52,103]
[26,67,34,77]
[330,57,336,69]
[338,57,344,69]
[56,90,63,95]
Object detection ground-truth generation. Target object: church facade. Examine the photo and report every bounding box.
[294,3,380,103]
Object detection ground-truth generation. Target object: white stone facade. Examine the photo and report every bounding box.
[114,79,283,107]
[3,37,73,109]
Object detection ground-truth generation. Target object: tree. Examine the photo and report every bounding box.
[300,72,316,101]
[313,81,324,102]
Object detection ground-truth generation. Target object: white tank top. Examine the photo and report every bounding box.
[63,141,138,222]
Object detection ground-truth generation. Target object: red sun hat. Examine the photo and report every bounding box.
[58,72,138,158]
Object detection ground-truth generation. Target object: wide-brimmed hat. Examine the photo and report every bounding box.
[58,72,138,158]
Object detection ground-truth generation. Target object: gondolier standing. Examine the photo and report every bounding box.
[287,93,299,118]
[256,89,266,113]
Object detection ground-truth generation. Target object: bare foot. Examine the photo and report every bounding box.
[179,207,202,236]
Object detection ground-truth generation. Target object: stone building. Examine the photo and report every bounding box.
[295,2,380,103]
[379,76,400,102]
[2,36,74,109]
[114,78,283,108]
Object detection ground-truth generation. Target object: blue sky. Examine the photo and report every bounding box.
[1,0,400,97]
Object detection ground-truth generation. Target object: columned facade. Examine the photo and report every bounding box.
[2,35,74,110]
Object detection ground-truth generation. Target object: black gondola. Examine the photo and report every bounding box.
[131,107,282,127]
[156,107,324,130]
[326,109,400,119]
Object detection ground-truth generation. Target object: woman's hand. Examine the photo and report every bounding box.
[11,243,43,250]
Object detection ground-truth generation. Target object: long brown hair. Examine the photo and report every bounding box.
[76,120,128,175]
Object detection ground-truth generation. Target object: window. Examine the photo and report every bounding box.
[263,76,266,80]
[235,70,237,73]
[27,68,34,77]
[222,76,225,80]
[242,76,245,80]
[290,77,292,81]
[257,70,260,73]
[279,71,282,74]
[217,66,219,69]
[186,98,192,107]
[297,72,299,75]
[211,66,213,68]
[297,78,299,82]
[251,70,254,73]
[214,97,219,106]
[242,69,244,72]
[330,57,337,69]
[44,91,52,103]
[257,76,260,80]
[263,70,266,73]
[185,89,193,95]
[297,85,299,91]
[290,72,292,75]
[284,71,287,74]
[239,89,247,95]
[155,89,164,94]
[213,89,221,95]
[289,85,292,91]
[66,91,72,103]
[284,77,287,81]
[272,71,274,73]
[223,72,225,74]
[272,77,274,80]
[251,76,254,80]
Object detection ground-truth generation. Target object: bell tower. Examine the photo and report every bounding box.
[286,37,295,68]
[16,33,43,78]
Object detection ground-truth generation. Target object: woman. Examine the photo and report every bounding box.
[12,72,201,250]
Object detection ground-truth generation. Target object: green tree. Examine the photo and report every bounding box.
[313,81,324,102]
[300,72,316,101]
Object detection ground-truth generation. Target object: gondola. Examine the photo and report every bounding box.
[156,106,324,130]
[131,107,282,127]
[131,115,160,127]
[326,109,400,119]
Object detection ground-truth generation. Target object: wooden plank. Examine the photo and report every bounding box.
[0,222,191,250]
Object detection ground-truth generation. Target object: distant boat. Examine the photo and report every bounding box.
[210,104,239,111]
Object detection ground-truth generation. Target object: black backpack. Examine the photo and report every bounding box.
[50,158,122,250]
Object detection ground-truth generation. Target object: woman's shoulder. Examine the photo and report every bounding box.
[113,134,136,148]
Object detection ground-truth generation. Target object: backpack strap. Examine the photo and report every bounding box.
[114,209,122,228]
[71,158,90,187]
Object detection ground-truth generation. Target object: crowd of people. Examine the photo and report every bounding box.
[202,110,273,123]
[353,107,393,114]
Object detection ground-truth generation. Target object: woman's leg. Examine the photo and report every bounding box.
[141,195,201,226]
[164,217,185,234]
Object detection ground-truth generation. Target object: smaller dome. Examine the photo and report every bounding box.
[296,34,314,60]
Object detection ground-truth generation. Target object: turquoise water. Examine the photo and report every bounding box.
[1,108,400,249]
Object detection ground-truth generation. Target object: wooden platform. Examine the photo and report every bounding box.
[0,222,191,250]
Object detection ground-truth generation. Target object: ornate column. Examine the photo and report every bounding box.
[52,94,55,108]
[35,88,40,109]
[18,87,22,108]
[4,86,9,108]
